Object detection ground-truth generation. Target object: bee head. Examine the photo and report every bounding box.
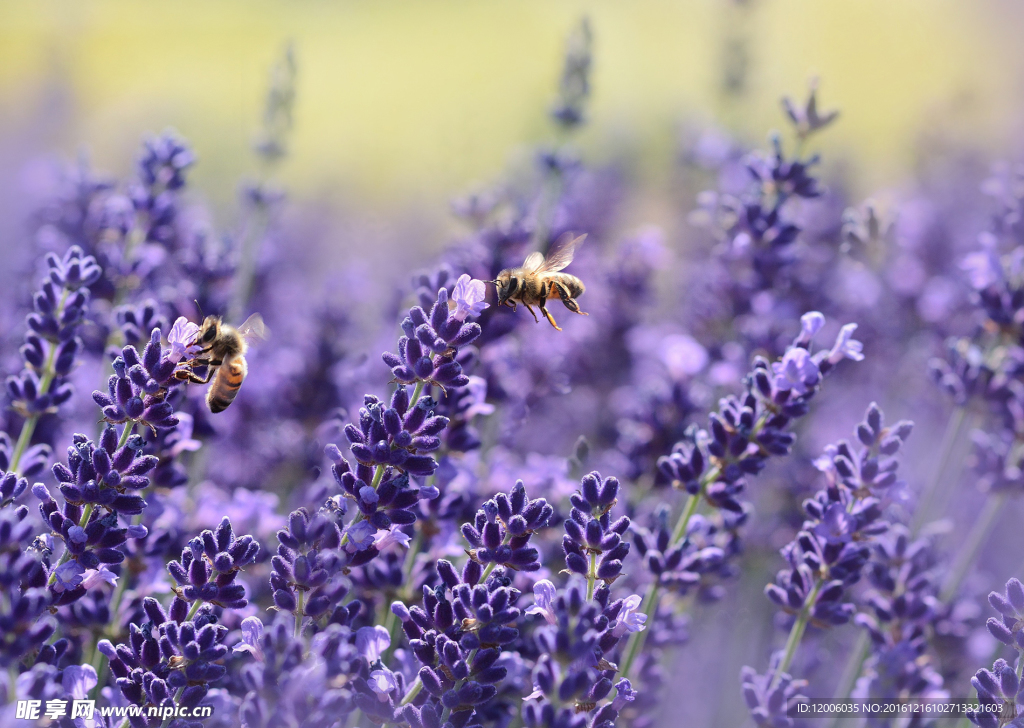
[197,316,222,345]
[494,270,517,304]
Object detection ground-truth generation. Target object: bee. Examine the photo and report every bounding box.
[494,232,588,331]
[574,701,597,714]
[176,313,268,413]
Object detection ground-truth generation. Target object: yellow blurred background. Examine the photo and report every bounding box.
[0,0,1021,226]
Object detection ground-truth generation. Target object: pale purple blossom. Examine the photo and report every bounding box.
[825,323,865,364]
[81,565,118,590]
[813,444,838,476]
[611,678,637,711]
[62,665,97,701]
[356,625,391,663]
[166,316,202,363]
[449,274,490,321]
[463,376,496,419]
[812,503,856,545]
[772,348,820,395]
[232,617,265,662]
[613,594,647,636]
[795,311,825,346]
[53,560,85,593]
[373,525,411,552]
[368,669,398,702]
[525,579,558,625]
[166,412,202,457]
[345,521,376,551]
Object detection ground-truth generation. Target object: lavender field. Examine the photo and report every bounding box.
[3,3,1024,727]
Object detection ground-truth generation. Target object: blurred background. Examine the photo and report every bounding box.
[2,0,1024,261]
[4,2,1024,726]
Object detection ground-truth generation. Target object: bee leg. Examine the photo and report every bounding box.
[176,359,221,385]
[179,370,213,385]
[538,299,562,331]
[555,283,588,316]
[523,304,540,323]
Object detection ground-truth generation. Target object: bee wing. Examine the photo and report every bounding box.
[237,313,269,344]
[522,251,546,273]
[537,232,586,273]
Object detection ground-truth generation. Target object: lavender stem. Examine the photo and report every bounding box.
[622,491,699,679]
[910,405,966,535]
[827,630,870,727]
[939,492,1006,603]
[770,579,823,690]
[8,288,71,475]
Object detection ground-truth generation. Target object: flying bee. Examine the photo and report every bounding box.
[493,232,588,331]
[176,313,268,413]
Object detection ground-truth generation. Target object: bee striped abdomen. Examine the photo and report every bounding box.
[207,356,248,413]
[546,274,585,299]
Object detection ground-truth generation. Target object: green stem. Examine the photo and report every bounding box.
[480,560,498,583]
[227,202,271,325]
[9,416,40,477]
[185,599,203,621]
[620,580,659,680]
[89,508,147,699]
[382,525,423,662]
[408,381,425,409]
[400,676,423,706]
[586,551,597,601]
[826,632,870,728]
[160,687,186,728]
[441,648,479,723]
[47,502,95,586]
[117,422,135,449]
[10,289,71,475]
[910,406,966,536]
[670,491,702,543]
[940,493,1006,603]
[295,591,305,637]
[338,465,385,549]
[621,492,700,679]
[155,601,203,728]
[770,580,823,690]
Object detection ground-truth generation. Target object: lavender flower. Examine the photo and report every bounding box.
[747,403,912,724]
[549,17,592,129]
[781,78,839,141]
[562,472,631,593]
[740,655,808,728]
[167,517,259,609]
[462,480,553,572]
[93,329,183,432]
[5,247,99,469]
[270,506,351,625]
[392,560,518,723]
[101,598,229,724]
[968,658,1024,728]
[524,582,637,723]
[383,287,482,391]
